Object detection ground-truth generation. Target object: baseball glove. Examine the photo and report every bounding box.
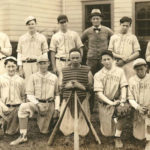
[114,102,132,118]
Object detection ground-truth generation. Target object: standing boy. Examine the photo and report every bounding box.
[108,16,140,80]
[17,16,49,82]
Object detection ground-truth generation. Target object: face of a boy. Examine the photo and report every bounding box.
[38,61,49,73]
[5,61,17,76]
[120,22,130,34]
[101,55,113,70]
[135,65,147,79]
[70,51,81,65]
[27,20,36,32]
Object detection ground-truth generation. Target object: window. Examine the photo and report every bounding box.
[83,1,112,30]
[135,2,150,37]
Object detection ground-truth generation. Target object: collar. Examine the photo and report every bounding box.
[134,74,150,82]
[3,73,18,80]
[27,32,38,39]
[102,63,116,74]
[92,25,101,29]
[36,71,50,78]
[59,29,69,34]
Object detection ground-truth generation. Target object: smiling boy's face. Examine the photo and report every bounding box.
[5,61,17,76]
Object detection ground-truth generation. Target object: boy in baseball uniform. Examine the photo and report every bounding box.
[50,15,83,74]
[17,16,49,82]
[94,50,128,148]
[59,48,93,143]
[108,16,141,80]
[10,55,60,145]
[0,32,12,74]
[128,58,150,150]
[0,57,25,136]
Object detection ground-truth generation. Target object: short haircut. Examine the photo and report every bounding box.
[101,50,113,59]
[69,48,81,56]
[26,19,37,25]
[120,16,132,25]
[57,14,68,23]
[4,59,17,66]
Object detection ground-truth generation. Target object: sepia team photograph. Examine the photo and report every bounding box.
[0,0,150,150]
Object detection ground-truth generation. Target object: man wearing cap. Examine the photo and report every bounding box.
[0,32,12,74]
[0,56,25,136]
[17,16,49,82]
[108,16,140,80]
[128,58,150,150]
[50,14,83,74]
[10,55,60,145]
[94,50,128,148]
[81,9,113,75]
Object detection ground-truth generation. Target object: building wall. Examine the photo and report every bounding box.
[64,0,134,34]
[2,0,62,41]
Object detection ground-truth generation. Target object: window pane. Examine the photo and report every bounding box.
[84,4,111,29]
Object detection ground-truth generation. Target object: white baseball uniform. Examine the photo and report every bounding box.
[0,32,12,75]
[128,74,150,140]
[94,65,128,136]
[50,29,83,72]
[17,32,48,82]
[0,73,25,135]
[108,33,141,80]
[18,71,59,134]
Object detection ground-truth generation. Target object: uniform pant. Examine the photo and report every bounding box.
[60,97,90,136]
[0,105,19,135]
[133,111,150,141]
[56,59,70,73]
[18,102,54,134]
[23,63,38,83]
[98,103,126,136]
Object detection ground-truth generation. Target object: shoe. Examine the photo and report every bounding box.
[10,134,27,145]
[145,141,150,150]
[114,137,123,148]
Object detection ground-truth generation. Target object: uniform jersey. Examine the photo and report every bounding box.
[128,74,150,107]
[81,25,113,59]
[0,74,25,105]
[0,32,12,74]
[17,32,48,65]
[26,71,58,100]
[94,65,128,100]
[108,33,140,58]
[50,29,83,58]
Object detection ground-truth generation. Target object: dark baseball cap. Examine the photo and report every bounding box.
[57,14,68,23]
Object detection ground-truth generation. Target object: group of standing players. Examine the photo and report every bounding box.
[0,8,150,150]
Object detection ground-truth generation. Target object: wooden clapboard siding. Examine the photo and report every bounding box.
[63,0,83,35]
[3,0,62,41]
[114,0,132,32]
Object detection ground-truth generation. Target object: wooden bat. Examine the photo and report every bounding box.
[76,94,101,144]
[48,91,72,145]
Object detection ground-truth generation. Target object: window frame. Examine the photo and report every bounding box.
[81,0,114,31]
[133,0,150,39]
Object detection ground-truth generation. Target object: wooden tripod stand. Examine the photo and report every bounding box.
[48,90,101,150]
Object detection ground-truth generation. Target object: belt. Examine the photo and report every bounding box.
[6,104,20,107]
[56,57,70,62]
[22,59,37,63]
[37,98,54,103]
[0,57,7,60]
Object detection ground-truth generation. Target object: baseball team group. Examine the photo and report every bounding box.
[0,8,150,149]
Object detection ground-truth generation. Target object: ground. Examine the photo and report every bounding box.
[0,112,146,150]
